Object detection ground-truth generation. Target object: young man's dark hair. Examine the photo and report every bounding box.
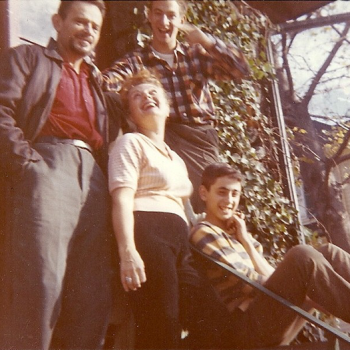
[201,162,243,190]
[147,0,188,16]
[58,0,106,18]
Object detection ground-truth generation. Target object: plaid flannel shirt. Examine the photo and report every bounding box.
[190,221,264,312]
[103,36,249,125]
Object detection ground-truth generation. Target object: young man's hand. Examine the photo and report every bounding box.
[177,23,215,50]
[226,211,250,245]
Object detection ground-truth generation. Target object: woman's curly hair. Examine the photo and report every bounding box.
[120,69,165,114]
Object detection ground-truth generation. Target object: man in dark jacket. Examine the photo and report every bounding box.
[0,1,114,349]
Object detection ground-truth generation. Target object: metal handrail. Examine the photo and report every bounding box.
[191,246,350,346]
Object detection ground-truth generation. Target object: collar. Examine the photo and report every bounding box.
[44,38,95,68]
[44,38,100,81]
[174,41,186,56]
[44,38,63,62]
[144,40,186,59]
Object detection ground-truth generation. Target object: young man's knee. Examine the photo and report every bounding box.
[317,242,340,258]
[284,244,320,266]
[317,242,350,268]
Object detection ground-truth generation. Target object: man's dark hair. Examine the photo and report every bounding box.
[147,0,188,16]
[202,163,243,190]
[58,0,106,19]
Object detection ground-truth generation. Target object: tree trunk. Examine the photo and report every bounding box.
[287,100,350,253]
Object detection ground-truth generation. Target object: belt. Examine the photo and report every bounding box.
[35,136,94,153]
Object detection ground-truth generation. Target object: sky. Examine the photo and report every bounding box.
[9,0,59,47]
[272,1,350,121]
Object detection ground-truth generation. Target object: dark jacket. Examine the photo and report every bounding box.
[0,38,111,177]
[0,38,122,237]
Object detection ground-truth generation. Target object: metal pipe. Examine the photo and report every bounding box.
[266,35,306,244]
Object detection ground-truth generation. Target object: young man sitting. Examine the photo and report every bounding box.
[190,162,350,349]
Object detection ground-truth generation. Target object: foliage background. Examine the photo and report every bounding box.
[185,0,300,260]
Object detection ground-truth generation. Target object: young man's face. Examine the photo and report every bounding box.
[200,176,242,230]
[148,1,185,53]
[128,83,170,127]
[53,1,103,61]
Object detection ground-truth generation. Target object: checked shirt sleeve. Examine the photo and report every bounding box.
[203,34,250,80]
[102,53,145,93]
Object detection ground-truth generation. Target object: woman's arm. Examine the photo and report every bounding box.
[111,187,146,292]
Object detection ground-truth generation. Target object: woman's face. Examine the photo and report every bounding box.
[128,83,170,127]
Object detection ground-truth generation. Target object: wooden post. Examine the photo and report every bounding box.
[0,0,10,54]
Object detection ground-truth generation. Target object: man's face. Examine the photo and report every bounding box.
[54,1,103,60]
[148,1,184,53]
[200,176,242,230]
[128,83,170,128]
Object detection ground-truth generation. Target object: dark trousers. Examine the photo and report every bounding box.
[0,143,113,350]
[223,243,350,349]
[128,211,230,350]
[165,123,219,213]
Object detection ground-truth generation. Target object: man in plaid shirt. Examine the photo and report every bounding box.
[103,0,249,212]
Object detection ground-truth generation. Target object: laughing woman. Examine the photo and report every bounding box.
[108,69,230,349]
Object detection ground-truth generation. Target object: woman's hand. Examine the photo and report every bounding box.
[111,187,147,292]
[120,249,147,292]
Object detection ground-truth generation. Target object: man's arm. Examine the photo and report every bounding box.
[0,45,42,176]
[178,23,250,80]
[102,54,140,93]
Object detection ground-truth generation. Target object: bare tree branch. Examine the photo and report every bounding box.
[331,24,350,46]
[331,151,350,167]
[330,129,350,164]
[324,127,350,191]
[303,22,350,105]
[281,34,295,97]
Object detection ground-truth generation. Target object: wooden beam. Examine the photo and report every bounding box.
[0,0,10,54]
[245,1,332,24]
[276,12,350,35]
